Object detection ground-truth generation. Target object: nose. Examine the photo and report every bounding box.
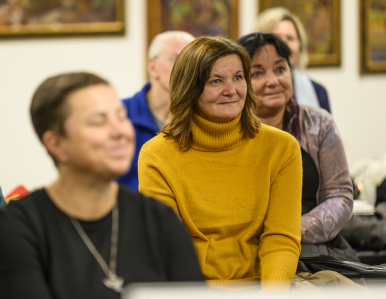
[265,72,279,86]
[110,118,130,139]
[222,81,237,96]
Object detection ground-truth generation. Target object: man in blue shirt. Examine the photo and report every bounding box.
[118,31,195,190]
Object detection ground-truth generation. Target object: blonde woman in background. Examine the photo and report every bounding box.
[254,7,331,113]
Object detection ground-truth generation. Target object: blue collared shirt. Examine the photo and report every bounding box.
[117,83,159,191]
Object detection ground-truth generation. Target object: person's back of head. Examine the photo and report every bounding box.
[253,7,308,69]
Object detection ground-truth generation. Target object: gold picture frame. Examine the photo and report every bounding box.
[147,0,239,47]
[0,0,124,37]
[360,0,386,73]
[258,0,341,67]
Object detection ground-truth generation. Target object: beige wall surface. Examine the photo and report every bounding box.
[1,0,385,195]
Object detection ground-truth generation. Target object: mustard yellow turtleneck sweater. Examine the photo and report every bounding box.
[138,113,302,291]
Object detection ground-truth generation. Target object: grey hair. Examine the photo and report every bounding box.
[253,7,309,69]
[148,31,195,59]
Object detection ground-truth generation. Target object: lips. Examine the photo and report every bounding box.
[219,101,237,105]
[108,144,129,156]
[264,91,282,96]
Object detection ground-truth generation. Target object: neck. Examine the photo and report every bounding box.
[256,108,286,130]
[146,82,170,124]
[191,113,245,151]
[46,169,118,221]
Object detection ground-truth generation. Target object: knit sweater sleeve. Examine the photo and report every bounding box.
[259,137,302,291]
[301,112,353,244]
[138,147,180,217]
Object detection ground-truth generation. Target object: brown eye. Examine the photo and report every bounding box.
[252,71,262,78]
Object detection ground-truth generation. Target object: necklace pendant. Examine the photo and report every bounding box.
[103,274,124,293]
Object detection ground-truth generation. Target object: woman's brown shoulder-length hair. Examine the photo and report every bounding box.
[161,35,260,151]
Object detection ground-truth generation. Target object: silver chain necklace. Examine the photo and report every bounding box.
[69,203,124,293]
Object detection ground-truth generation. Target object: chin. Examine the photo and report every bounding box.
[104,160,132,178]
[219,111,242,122]
[263,100,286,110]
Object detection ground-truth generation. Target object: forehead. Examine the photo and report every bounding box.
[66,84,120,115]
[210,54,243,73]
[160,38,192,55]
[271,19,298,36]
[251,45,287,66]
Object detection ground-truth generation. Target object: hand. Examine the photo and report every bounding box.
[301,227,307,242]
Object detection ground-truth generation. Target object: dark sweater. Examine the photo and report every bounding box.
[0,186,204,299]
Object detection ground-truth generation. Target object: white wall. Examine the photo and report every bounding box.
[1,0,385,195]
[0,0,146,195]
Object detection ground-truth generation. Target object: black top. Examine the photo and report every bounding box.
[301,148,319,215]
[0,186,204,299]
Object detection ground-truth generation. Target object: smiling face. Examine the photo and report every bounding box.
[196,54,247,123]
[54,84,135,179]
[271,19,301,66]
[250,44,293,117]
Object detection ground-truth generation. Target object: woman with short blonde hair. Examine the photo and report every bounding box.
[254,7,308,69]
[254,7,331,112]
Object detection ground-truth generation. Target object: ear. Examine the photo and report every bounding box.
[42,131,69,164]
[147,58,159,81]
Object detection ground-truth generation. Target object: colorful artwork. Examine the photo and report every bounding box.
[361,0,386,73]
[259,0,341,66]
[0,0,124,36]
[147,0,238,46]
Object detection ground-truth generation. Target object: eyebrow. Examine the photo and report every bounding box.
[209,70,244,78]
[86,106,126,118]
[251,59,286,68]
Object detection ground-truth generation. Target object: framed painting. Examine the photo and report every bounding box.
[0,0,124,37]
[147,0,238,47]
[258,0,341,67]
[360,0,386,73]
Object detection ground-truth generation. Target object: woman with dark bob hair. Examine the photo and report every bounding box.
[138,36,302,292]
[0,72,204,298]
[237,33,354,260]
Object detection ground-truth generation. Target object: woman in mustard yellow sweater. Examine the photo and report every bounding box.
[138,36,302,292]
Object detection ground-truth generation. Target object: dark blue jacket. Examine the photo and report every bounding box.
[118,83,159,190]
[311,80,331,114]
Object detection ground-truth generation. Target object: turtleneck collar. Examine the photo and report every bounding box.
[191,113,246,152]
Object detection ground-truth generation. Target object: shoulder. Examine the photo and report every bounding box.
[122,83,151,111]
[140,133,178,156]
[118,185,177,218]
[0,189,47,220]
[0,189,50,241]
[299,104,334,124]
[255,124,301,162]
[259,123,299,146]
[299,105,341,142]
[310,79,328,94]
[300,105,336,124]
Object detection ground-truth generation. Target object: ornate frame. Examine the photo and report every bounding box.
[0,1,124,37]
[258,0,341,67]
[360,0,386,73]
[147,0,239,47]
